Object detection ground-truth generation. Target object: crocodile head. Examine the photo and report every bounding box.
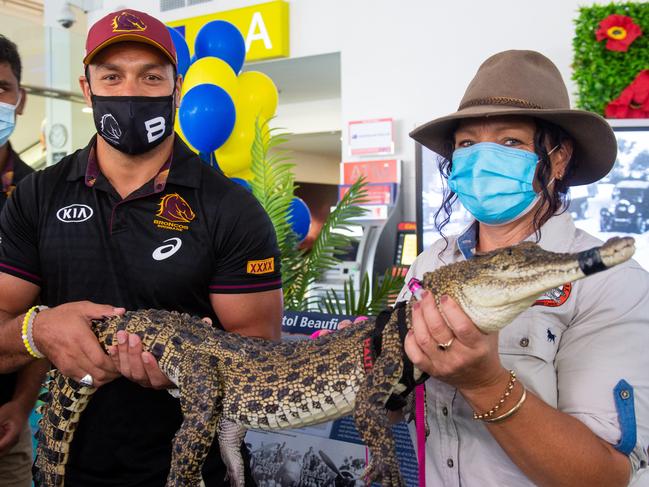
[421,236,635,332]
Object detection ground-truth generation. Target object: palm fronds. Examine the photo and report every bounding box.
[319,269,406,316]
[249,119,374,311]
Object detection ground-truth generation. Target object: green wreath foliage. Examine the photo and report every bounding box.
[573,2,649,115]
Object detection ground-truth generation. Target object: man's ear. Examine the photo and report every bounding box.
[175,74,182,107]
[15,88,26,116]
[79,74,92,108]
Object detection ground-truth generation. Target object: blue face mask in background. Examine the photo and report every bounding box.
[448,142,549,226]
[0,94,20,147]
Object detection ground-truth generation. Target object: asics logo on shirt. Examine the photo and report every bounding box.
[56,204,94,223]
[152,237,182,261]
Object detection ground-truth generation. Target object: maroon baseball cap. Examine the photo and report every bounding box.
[84,9,177,67]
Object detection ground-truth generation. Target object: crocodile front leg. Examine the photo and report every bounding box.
[167,352,223,487]
[217,418,247,487]
[352,319,405,486]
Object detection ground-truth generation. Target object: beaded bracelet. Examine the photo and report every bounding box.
[20,305,48,359]
[482,387,527,424]
[472,369,517,421]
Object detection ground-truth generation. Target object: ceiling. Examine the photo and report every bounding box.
[282,131,341,159]
[243,52,341,104]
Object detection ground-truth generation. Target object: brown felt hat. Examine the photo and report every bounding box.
[410,50,617,186]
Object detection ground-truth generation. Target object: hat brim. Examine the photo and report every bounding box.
[410,105,617,186]
[84,33,177,67]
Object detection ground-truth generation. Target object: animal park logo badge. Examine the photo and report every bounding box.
[154,193,196,232]
[533,283,572,307]
[246,258,275,275]
[112,11,146,32]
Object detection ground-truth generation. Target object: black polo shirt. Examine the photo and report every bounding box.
[0,143,34,406]
[0,136,281,486]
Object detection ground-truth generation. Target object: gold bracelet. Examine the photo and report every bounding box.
[472,370,516,420]
[482,386,527,424]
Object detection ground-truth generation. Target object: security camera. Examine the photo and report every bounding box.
[58,3,76,29]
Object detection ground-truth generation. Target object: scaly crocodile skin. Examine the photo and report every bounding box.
[33,237,635,487]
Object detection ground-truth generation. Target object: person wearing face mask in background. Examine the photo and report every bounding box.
[0,10,283,487]
[397,50,649,486]
[0,34,49,487]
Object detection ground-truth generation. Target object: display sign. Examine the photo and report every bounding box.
[341,159,400,185]
[167,0,289,62]
[245,310,419,486]
[348,118,394,156]
[338,182,396,205]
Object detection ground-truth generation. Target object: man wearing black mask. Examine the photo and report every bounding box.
[0,9,283,487]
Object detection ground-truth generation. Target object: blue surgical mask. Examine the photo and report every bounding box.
[0,94,20,147]
[448,142,552,226]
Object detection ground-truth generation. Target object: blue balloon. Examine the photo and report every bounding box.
[167,27,191,78]
[288,197,311,242]
[194,20,246,73]
[230,177,252,192]
[190,53,198,65]
[179,84,235,153]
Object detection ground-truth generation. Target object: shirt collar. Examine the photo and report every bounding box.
[454,211,576,259]
[67,136,201,191]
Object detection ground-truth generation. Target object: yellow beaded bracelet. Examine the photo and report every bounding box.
[20,306,45,359]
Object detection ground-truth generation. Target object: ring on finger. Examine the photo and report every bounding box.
[79,373,94,387]
[437,337,455,352]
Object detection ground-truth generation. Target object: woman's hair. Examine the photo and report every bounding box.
[433,118,575,244]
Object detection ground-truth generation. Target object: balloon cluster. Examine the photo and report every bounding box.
[168,21,278,181]
[167,22,311,242]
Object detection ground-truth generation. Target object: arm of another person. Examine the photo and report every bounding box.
[0,358,49,455]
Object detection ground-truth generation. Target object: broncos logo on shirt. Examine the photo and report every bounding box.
[112,11,146,32]
[156,193,196,224]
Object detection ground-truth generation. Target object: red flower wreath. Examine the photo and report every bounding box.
[595,14,642,52]
[605,70,649,119]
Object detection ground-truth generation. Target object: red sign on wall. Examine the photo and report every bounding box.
[341,159,400,185]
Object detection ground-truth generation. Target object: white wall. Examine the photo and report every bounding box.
[90,0,619,218]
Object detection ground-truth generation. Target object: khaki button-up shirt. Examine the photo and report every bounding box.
[398,212,649,486]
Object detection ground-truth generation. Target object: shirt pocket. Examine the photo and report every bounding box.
[498,307,564,406]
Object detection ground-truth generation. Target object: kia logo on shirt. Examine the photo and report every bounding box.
[56,204,94,223]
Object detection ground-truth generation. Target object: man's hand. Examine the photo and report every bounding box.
[33,301,124,387]
[0,401,28,456]
[107,331,174,389]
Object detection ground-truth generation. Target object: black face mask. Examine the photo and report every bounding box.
[91,93,175,155]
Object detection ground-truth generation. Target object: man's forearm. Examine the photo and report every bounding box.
[0,311,32,373]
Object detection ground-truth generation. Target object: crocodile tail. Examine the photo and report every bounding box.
[33,371,96,487]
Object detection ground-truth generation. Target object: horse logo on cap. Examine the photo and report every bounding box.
[112,11,146,32]
[156,193,196,224]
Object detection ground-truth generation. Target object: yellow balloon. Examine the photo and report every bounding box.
[230,168,254,181]
[218,111,255,153]
[174,111,198,153]
[181,57,239,102]
[215,147,252,177]
[237,71,278,121]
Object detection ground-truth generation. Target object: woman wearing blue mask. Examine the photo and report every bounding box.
[399,50,649,486]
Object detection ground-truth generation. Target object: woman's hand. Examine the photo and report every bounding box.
[403,290,507,392]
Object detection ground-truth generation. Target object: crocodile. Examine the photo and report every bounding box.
[32,236,635,487]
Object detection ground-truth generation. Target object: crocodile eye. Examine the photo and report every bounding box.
[506,249,513,256]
